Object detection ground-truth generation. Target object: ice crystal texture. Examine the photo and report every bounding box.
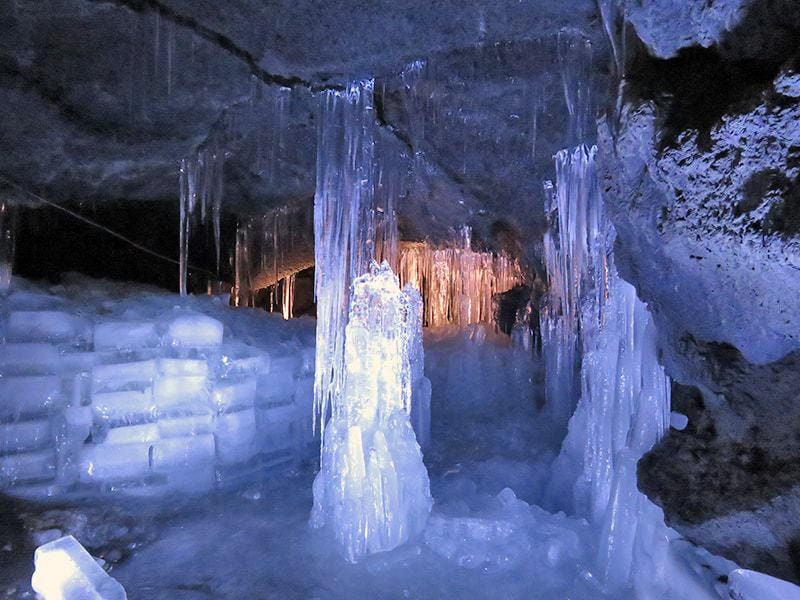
[311,262,432,562]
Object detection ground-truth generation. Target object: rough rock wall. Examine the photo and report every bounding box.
[601,0,800,583]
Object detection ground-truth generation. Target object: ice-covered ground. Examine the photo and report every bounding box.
[0,294,744,599]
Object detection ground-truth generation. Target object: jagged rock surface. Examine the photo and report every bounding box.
[603,0,800,583]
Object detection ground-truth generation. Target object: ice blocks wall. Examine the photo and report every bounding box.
[0,278,315,498]
[311,263,432,562]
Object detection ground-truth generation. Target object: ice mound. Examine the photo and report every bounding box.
[311,262,432,562]
[424,488,587,574]
[31,535,127,600]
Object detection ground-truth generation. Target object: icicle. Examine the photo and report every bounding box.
[281,274,295,320]
[166,20,175,97]
[0,201,17,293]
[177,144,225,294]
[178,159,190,297]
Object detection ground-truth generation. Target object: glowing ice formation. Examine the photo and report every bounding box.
[311,262,432,562]
[397,230,522,328]
[31,535,127,600]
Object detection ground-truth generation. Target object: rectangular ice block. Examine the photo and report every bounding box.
[0,419,51,453]
[153,376,208,410]
[94,321,159,351]
[214,408,257,465]
[0,375,61,419]
[157,358,209,377]
[0,344,61,375]
[102,423,160,445]
[0,449,57,484]
[91,389,155,423]
[211,378,257,413]
[7,311,81,343]
[79,443,151,482]
[91,361,158,392]
[166,314,223,347]
[158,413,214,438]
[151,434,215,470]
[31,535,127,600]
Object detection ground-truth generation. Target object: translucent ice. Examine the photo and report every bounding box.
[541,146,676,596]
[311,262,432,562]
[0,420,52,453]
[94,321,159,350]
[7,311,81,343]
[166,313,223,348]
[31,535,127,600]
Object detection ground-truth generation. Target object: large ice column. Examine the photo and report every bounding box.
[542,145,681,595]
[310,262,432,562]
[311,81,427,561]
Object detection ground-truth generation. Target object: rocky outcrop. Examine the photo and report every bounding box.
[602,0,800,583]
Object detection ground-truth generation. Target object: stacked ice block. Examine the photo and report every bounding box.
[0,286,316,498]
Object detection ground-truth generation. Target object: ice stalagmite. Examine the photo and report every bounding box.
[311,262,431,562]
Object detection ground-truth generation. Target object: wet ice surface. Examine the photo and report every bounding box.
[1,327,729,599]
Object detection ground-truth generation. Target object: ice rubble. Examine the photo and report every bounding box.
[0,274,316,498]
[311,262,432,562]
[31,535,127,600]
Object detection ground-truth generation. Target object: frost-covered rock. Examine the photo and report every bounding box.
[602,13,800,582]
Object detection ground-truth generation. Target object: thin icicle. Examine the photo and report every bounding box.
[0,201,17,293]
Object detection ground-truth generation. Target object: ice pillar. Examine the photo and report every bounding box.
[311,82,430,562]
[311,262,432,562]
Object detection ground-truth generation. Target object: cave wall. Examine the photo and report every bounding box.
[602,0,800,582]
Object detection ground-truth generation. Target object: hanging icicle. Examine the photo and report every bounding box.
[177,144,225,296]
[0,201,17,293]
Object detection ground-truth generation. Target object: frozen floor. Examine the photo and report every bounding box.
[0,329,730,599]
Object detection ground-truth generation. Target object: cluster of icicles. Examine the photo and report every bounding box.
[397,229,522,328]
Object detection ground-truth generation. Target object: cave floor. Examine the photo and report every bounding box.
[0,338,729,599]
